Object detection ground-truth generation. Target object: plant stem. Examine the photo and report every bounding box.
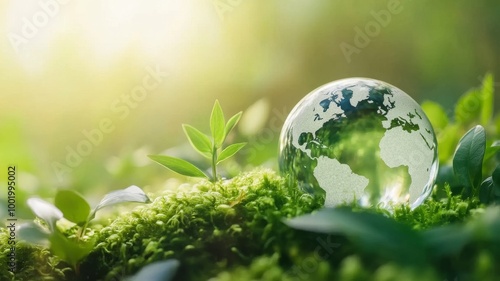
[212,146,218,183]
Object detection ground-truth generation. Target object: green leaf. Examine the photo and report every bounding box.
[492,165,500,197]
[126,260,180,281]
[210,100,225,148]
[452,125,486,195]
[26,198,63,232]
[217,143,246,164]
[285,208,426,265]
[49,231,94,268]
[421,100,449,131]
[89,185,151,221]
[480,73,494,125]
[182,124,212,158]
[224,111,242,138]
[18,222,50,245]
[149,155,208,179]
[455,89,482,125]
[54,190,91,225]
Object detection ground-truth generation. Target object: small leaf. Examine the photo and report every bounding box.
[421,101,449,132]
[182,124,212,158]
[54,190,91,225]
[285,208,426,265]
[89,185,151,221]
[49,231,94,268]
[126,260,180,281]
[26,198,63,232]
[452,125,486,195]
[480,73,494,126]
[18,222,50,245]
[210,100,226,148]
[225,111,242,138]
[217,143,246,164]
[149,155,208,179]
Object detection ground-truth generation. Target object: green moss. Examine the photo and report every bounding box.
[4,169,500,280]
[0,228,69,281]
[80,169,324,280]
[392,185,482,230]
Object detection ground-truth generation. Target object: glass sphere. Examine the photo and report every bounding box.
[279,78,438,209]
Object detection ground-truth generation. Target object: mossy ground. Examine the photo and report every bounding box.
[1,169,497,281]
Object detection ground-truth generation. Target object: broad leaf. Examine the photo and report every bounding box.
[225,111,242,138]
[421,101,449,131]
[89,185,151,221]
[452,125,486,195]
[54,190,91,225]
[285,208,426,265]
[149,155,208,179]
[182,124,212,158]
[210,100,225,148]
[480,73,493,125]
[49,231,95,268]
[18,222,50,245]
[26,198,63,232]
[217,143,246,164]
[126,259,180,281]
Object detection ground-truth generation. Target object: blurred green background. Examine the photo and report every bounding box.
[0,0,499,217]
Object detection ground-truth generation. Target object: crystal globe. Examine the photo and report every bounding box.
[279,78,438,209]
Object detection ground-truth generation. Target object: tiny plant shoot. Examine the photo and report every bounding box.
[19,186,151,273]
[149,100,246,182]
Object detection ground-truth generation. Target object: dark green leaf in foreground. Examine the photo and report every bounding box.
[54,190,91,225]
[149,155,208,179]
[210,100,226,148]
[26,198,63,232]
[285,207,426,265]
[217,142,246,164]
[182,124,212,158]
[126,259,180,281]
[452,125,486,195]
[89,185,151,221]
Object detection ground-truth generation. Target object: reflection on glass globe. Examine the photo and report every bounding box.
[279,78,438,209]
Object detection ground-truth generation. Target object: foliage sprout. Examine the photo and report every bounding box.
[149,100,246,182]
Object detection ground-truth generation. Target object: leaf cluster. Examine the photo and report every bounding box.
[19,186,151,271]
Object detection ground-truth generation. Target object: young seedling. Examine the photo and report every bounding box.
[149,100,246,182]
[19,186,151,274]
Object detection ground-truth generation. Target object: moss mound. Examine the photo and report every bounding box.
[80,169,324,280]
